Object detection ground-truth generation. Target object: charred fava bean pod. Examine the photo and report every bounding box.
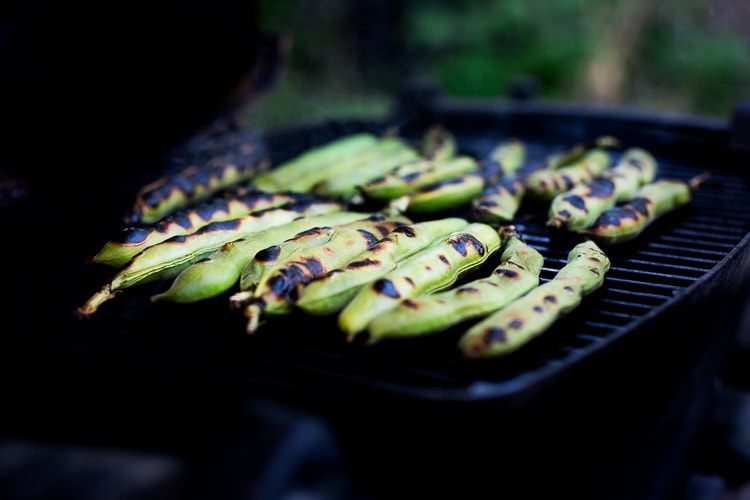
[577,171,711,245]
[235,219,411,333]
[75,199,345,318]
[338,222,502,341]
[546,147,658,231]
[404,170,485,214]
[90,190,314,268]
[524,148,612,200]
[237,213,412,292]
[472,175,526,223]
[127,143,270,225]
[356,157,432,200]
[358,155,478,202]
[281,136,416,195]
[366,226,544,341]
[473,136,619,222]
[250,132,379,192]
[532,135,620,173]
[293,217,470,316]
[458,239,610,358]
[313,139,421,201]
[478,138,526,185]
[149,211,374,304]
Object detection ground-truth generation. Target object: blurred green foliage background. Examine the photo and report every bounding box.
[245,0,750,129]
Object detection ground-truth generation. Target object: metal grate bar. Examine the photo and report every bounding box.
[601,287,674,302]
[603,276,685,292]
[639,244,730,259]
[614,258,715,275]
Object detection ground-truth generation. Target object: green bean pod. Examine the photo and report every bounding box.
[90,190,314,268]
[405,171,485,213]
[313,140,421,200]
[237,214,412,292]
[546,147,658,231]
[250,132,379,192]
[293,217,470,316]
[577,171,711,245]
[366,226,544,341]
[458,239,610,358]
[236,219,411,333]
[338,222,502,341]
[149,211,374,304]
[524,148,612,200]
[75,198,345,318]
[127,143,270,225]
[358,155,478,202]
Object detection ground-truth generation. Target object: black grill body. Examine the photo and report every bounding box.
[3,84,750,499]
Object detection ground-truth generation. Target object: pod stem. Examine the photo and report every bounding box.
[498,224,519,247]
[228,290,253,310]
[75,284,119,319]
[244,300,265,334]
[689,170,712,191]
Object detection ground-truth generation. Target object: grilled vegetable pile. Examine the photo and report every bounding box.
[365,225,543,342]
[76,125,710,358]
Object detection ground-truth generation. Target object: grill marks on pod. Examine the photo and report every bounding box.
[141,156,258,205]
[494,268,521,280]
[163,200,339,244]
[254,227,333,264]
[255,245,282,264]
[366,225,399,245]
[341,258,383,271]
[420,175,465,193]
[155,216,247,246]
[402,171,423,183]
[117,192,296,244]
[475,285,577,349]
[587,197,653,231]
[449,232,488,257]
[355,227,416,259]
[390,225,417,238]
[538,162,601,193]
[560,178,615,214]
[374,278,402,299]
[476,178,524,211]
[370,231,489,300]
[628,156,644,170]
[585,178,616,199]
[266,226,397,300]
[486,328,509,344]
[586,255,605,278]
[456,284,486,294]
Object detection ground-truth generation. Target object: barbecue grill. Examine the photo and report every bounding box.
[2,80,750,499]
